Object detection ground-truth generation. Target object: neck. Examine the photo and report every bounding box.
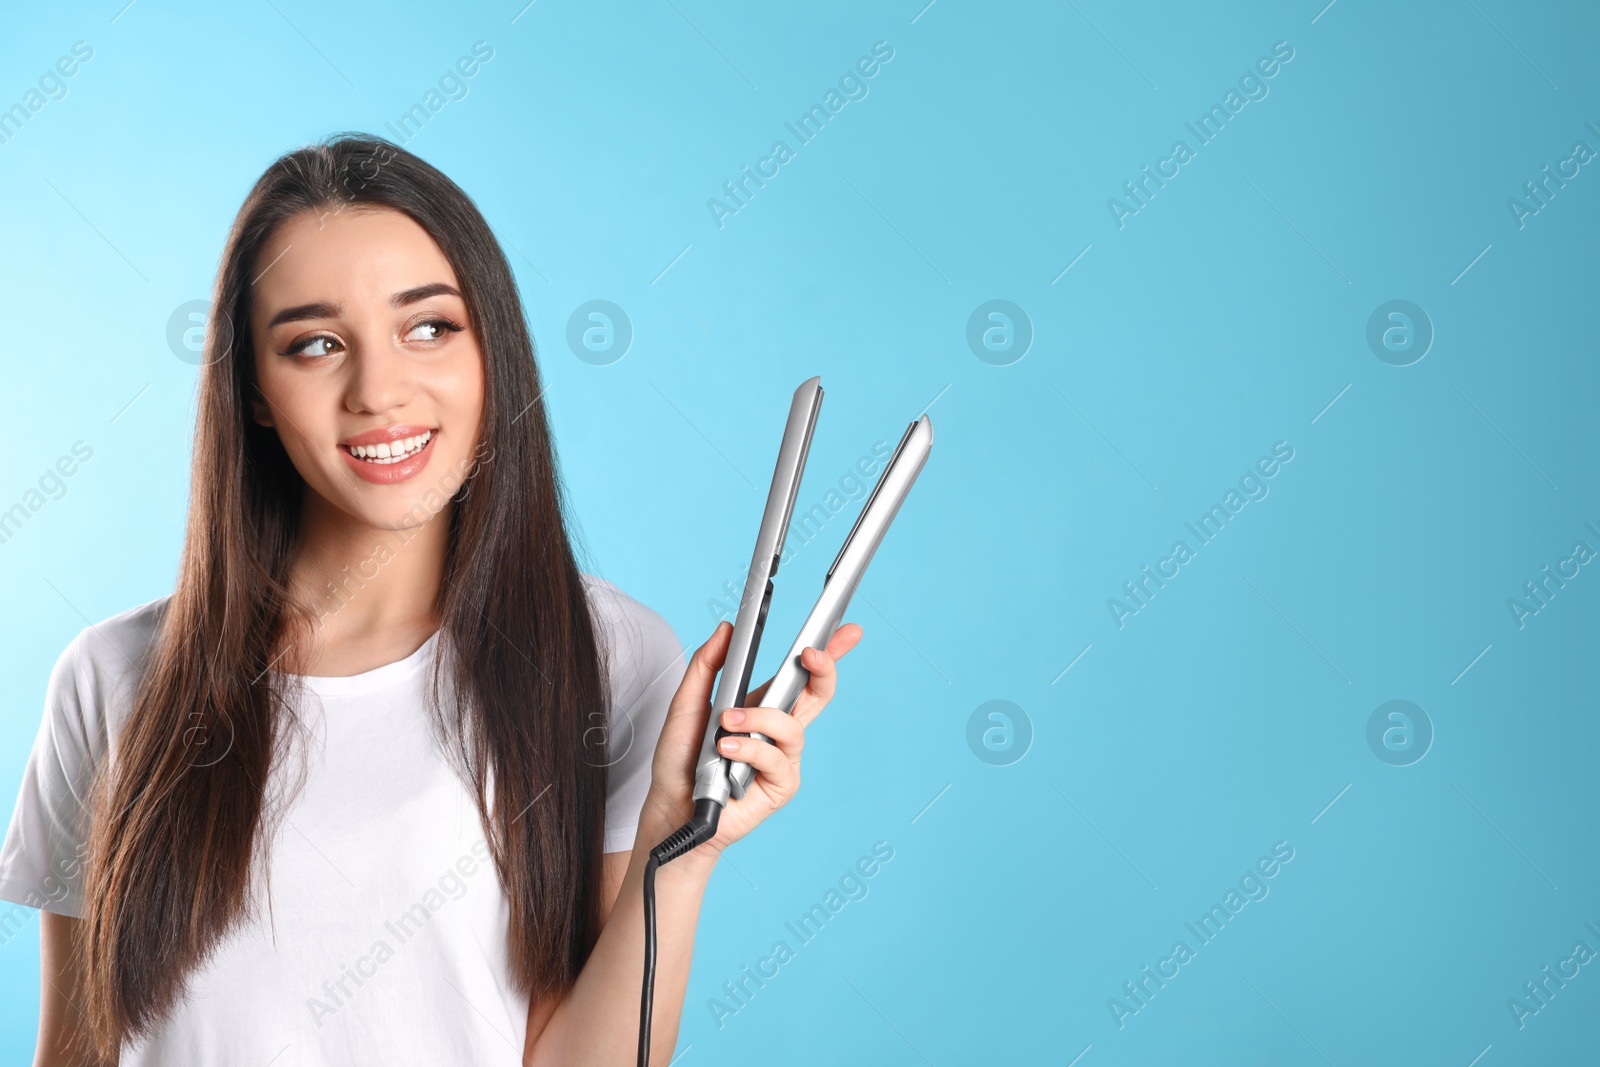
[281,488,453,672]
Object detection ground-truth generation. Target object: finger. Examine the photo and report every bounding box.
[665,621,732,724]
[717,730,796,798]
[721,705,802,761]
[790,624,862,727]
[822,622,864,662]
[744,623,863,710]
[787,647,837,727]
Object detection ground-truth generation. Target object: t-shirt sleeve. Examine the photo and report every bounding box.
[0,631,99,917]
[599,592,686,854]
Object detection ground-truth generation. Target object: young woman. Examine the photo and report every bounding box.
[0,133,861,1065]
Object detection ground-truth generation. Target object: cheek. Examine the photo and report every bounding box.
[252,343,306,418]
[254,363,320,442]
[251,355,292,427]
[443,346,487,439]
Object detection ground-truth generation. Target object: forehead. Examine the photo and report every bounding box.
[251,206,459,321]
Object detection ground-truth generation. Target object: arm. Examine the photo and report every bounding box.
[523,618,861,1066]
[36,912,110,1067]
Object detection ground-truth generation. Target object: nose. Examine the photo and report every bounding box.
[342,333,413,415]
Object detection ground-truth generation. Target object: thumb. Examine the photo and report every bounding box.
[666,620,732,722]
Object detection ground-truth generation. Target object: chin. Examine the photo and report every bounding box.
[360,490,455,530]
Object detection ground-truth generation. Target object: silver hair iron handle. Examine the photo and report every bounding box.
[718,413,933,802]
[710,378,820,728]
[645,403,932,1067]
[688,378,822,810]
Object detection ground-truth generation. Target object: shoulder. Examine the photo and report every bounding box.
[580,574,682,686]
[579,573,685,714]
[74,593,169,666]
[580,576,686,852]
[0,596,169,915]
[581,572,673,641]
[49,594,170,746]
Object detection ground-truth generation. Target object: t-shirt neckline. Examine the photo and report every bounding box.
[284,630,441,697]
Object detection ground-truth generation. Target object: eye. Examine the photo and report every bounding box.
[405,317,465,343]
[285,333,341,358]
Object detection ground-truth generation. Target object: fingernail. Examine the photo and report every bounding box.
[724,708,745,726]
[719,736,739,753]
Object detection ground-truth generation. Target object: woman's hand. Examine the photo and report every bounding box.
[640,619,863,863]
[530,622,862,1067]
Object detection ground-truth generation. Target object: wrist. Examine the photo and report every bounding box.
[660,839,721,884]
[636,788,724,875]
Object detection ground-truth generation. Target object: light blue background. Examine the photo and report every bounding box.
[2,1,1597,1063]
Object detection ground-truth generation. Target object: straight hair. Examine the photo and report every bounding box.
[80,132,610,1058]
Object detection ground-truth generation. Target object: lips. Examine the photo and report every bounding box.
[338,424,438,485]
[339,423,435,449]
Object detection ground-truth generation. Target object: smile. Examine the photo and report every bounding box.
[342,429,432,464]
[337,426,438,485]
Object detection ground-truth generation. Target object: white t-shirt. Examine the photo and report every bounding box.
[0,572,684,1065]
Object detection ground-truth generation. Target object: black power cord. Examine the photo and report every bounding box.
[638,798,722,1067]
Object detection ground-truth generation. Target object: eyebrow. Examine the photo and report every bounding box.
[264,282,464,329]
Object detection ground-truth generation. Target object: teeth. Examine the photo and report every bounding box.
[348,429,432,464]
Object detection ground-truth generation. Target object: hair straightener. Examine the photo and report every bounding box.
[637,376,933,1067]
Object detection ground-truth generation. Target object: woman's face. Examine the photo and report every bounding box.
[249,205,486,531]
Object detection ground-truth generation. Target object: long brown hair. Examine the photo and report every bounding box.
[81,132,610,1057]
